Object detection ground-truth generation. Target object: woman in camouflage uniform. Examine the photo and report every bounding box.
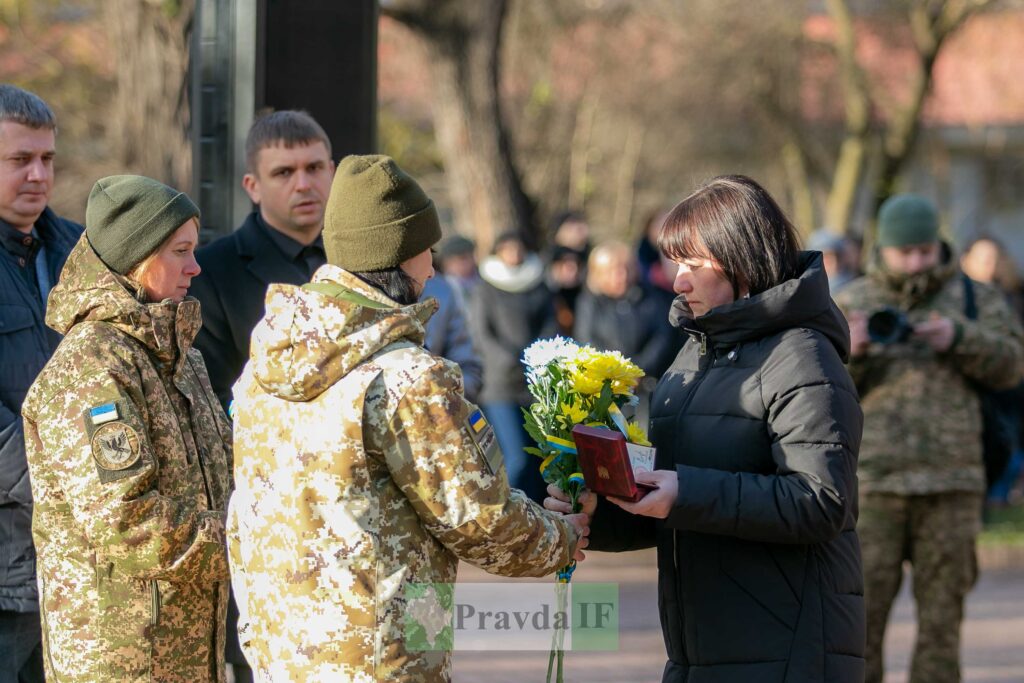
[228,155,588,682]
[22,176,232,682]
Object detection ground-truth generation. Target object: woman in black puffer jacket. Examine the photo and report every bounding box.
[547,175,865,683]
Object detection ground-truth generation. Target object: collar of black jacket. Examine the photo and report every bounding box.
[0,215,41,262]
[254,211,325,264]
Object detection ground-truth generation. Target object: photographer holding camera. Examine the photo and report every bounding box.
[835,194,1024,683]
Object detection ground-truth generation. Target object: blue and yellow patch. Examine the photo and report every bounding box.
[468,409,486,433]
[465,407,501,476]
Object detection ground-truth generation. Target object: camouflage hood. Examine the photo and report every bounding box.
[249,264,437,401]
[865,240,959,308]
[45,235,201,365]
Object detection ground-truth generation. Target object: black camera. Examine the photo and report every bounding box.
[867,306,912,345]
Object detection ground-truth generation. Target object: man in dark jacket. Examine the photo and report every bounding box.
[0,84,82,683]
[190,110,335,683]
[191,110,335,409]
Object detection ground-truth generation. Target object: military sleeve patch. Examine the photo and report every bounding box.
[83,399,146,483]
[465,408,503,476]
[90,422,143,481]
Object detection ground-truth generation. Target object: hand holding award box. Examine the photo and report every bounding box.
[572,424,656,502]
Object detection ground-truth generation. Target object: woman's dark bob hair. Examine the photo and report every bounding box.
[659,175,801,297]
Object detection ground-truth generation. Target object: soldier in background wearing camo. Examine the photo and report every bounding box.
[835,194,1024,683]
[21,176,232,682]
[227,155,589,683]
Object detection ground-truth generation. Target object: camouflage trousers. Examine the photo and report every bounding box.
[859,491,982,683]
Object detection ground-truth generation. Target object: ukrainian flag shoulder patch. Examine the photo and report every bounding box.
[468,409,487,433]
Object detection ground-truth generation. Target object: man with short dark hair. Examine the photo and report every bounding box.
[0,83,82,683]
[836,194,1024,683]
[191,110,335,407]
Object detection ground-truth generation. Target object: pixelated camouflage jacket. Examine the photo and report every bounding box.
[21,235,233,683]
[227,264,576,683]
[835,244,1024,494]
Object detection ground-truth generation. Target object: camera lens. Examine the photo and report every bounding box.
[867,307,909,345]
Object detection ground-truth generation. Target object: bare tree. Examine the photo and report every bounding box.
[382,0,534,250]
[817,0,993,234]
[104,0,194,190]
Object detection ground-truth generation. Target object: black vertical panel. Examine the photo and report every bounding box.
[257,0,378,159]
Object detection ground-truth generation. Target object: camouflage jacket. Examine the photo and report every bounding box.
[21,236,233,682]
[227,265,576,683]
[835,245,1024,494]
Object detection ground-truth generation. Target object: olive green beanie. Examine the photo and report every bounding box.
[85,175,200,275]
[323,155,442,271]
[876,194,939,248]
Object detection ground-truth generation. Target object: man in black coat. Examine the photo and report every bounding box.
[0,84,82,683]
[191,111,335,409]
[189,110,334,683]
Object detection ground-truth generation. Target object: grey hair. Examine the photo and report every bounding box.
[0,84,56,130]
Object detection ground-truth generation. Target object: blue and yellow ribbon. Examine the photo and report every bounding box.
[608,403,629,437]
[540,452,561,475]
[545,434,577,454]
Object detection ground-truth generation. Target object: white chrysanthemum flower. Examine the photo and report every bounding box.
[521,336,580,372]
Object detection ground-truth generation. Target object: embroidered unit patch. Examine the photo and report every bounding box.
[91,422,141,472]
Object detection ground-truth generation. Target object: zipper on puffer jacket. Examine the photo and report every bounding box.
[668,336,716,572]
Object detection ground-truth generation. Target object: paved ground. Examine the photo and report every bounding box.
[452,549,1024,683]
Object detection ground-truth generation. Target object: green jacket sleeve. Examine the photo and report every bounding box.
[951,282,1024,390]
[26,368,228,583]
[378,360,576,577]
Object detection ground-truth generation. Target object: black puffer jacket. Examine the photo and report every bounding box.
[589,252,865,683]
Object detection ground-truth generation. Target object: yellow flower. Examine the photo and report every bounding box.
[560,402,589,425]
[570,369,605,396]
[576,349,644,389]
[626,421,651,447]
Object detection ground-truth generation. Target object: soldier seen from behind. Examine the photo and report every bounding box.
[21,176,233,682]
[0,83,81,683]
[226,155,589,682]
[835,194,1024,683]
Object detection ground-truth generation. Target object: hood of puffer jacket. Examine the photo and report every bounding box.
[865,240,958,308]
[250,264,438,402]
[670,250,851,361]
[46,235,201,365]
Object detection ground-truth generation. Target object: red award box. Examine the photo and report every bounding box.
[571,424,654,502]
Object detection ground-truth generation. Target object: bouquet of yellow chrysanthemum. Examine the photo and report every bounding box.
[520,337,649,683]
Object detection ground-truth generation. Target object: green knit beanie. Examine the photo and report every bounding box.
[85,175,200,275]
[876,194,939,248]
[323,155,442,271]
